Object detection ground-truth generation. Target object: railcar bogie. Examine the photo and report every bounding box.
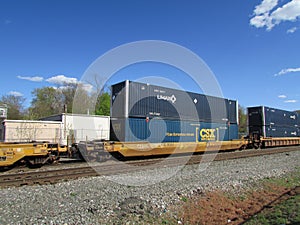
[0,142,68,168]
[75,140,112,162]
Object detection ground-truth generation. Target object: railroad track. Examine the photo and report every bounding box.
[0,146,299,188]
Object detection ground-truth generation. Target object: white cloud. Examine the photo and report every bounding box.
[53,83,94,94]
[253,0,278,15]
[46,75,78,85]
[250,14,275,30]
[250,0,300,31]
[80,83,94,93]
[287,26,298,33]
[274,67,300,76]
[8,91,23,97]
[284,99,298,103]
[17,75,44,82]
[272,0,300,21]
[46,75,94,93]
[278,94,287,98]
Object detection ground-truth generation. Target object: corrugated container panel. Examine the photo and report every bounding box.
[248,107,264,127]
[229,123,239,140]
[128,82,149,117]
[68,114,110,143]
[111,80,237,123]
[249,125,299,138]
[111,80,127,118]
[248,106,299,127]
[227,100,238,124]
[110,117,238,143]
[41,114,111,145]
[265,126,299,137]
[187,92,205,121]
[1,120,63,143]
[264,107,298,127]
[146,82,195,120]
[148,84,179,119]
[204,95,228,123]
[110,118,126,142]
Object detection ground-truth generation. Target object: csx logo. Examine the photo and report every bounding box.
[200,129,216,141]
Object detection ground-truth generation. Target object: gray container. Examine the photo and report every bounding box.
[111,80,238,124]
[110,81,128,118]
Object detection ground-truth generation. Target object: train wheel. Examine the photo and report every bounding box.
[96,155,107,162]
[104,154,112,160]
[97,155,104,162]
[26,157,48,168]
[253,142,260,149]
[239,144,247,150]
[87,152,98,162]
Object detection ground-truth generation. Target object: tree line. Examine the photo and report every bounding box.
[0,83,110,120]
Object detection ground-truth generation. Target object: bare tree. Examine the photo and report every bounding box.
[82,73,111,115]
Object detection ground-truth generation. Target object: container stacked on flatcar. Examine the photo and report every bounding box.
[248,106,299,138]
[110,80,239,143]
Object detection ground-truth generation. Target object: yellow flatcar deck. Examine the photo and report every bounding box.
[0,142,49,167]
[0,142,68,167]
[261,137,300,147]
[104,140,247,157]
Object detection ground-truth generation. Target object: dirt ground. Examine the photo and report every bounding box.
[177,184,300,225]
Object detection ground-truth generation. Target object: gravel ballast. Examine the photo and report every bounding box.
[1,150,299,224]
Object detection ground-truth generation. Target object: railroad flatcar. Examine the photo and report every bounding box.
[0,80,300,168]
[79,81,299,160]
[0,142,68,167]
[248,106,300,148]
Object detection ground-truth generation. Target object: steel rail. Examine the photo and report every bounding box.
[0,146,299,188]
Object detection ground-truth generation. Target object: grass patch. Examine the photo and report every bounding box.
[245,194,300,225]
[180,196,188,202]
[69,192,77,197]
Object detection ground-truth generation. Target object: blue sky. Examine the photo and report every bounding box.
[0,0,300,111]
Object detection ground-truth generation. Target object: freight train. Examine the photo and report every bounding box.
[0,80,299,168]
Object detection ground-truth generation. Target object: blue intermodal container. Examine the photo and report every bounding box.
[111,117,238,143]
[265,126,299,137]
[249,125,299,138]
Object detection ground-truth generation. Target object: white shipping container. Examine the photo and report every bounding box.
[41,113,110,145]
[0,120,63,143]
